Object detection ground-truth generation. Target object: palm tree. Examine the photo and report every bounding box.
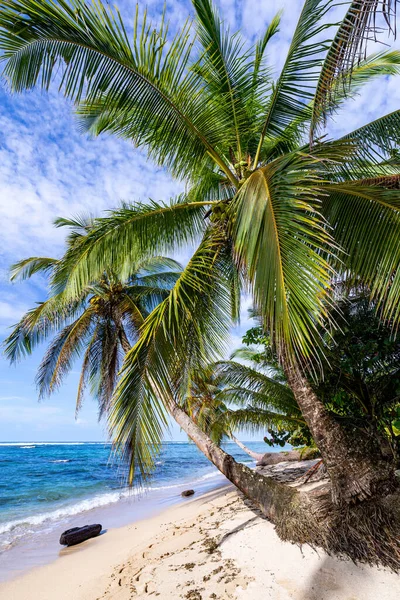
[169,349,310,471]
[182,354,307,461]
[217,350,305,436]
[5,217,181,435]
[2,0,400,507]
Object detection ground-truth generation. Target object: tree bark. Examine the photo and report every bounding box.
[168,399,400,572]
[168,399,299,520]
[229,434,264,461]
[283,361,397,505]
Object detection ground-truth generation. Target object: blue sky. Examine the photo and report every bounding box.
[0,0,399,442]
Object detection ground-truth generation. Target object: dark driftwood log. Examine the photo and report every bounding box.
[181,489,195,497]
[59,524,102,546]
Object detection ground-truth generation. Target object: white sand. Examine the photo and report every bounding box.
[1,486,399,599]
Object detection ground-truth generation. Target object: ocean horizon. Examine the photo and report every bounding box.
[0,440,279,581]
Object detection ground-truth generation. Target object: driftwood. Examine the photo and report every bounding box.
[256,449,320,467]
[60,524,102,546]
[256,459,324,483]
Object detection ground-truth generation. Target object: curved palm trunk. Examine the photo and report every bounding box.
[229,434,264,462]
[169,398,400,571]
[283,361,396,505]
[168,399,297,519]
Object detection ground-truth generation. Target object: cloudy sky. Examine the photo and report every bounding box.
[0,0,399,442]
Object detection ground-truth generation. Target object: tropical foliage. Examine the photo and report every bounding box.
[241,293,400,458]
[181,356,305,448]
[5,217,181,425]
[315,293,400,461]
[2,0,400,488]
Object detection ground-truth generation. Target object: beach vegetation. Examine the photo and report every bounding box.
[2,0,400,568]
[4,216,181,425]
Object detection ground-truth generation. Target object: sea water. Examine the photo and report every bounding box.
[0,440,271,580]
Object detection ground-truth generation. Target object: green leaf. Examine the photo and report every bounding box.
[51,196,210,299]
[312,47,400,140]
[0,0,234,182]
[110,227,233,482]
[232,150,336,361]
[10,257,58,282]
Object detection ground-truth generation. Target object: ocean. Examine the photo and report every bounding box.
[0,440,273,580]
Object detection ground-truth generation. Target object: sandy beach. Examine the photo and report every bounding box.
[1,485,399,600]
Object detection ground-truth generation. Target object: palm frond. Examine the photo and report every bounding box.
[51,196,210,298]
[311,0,399,140]
[312,49,400,140]
[192,0,255,160]
[0,0,235,182]
[339,109,400,167]
[253,0,336,165]
[253,11,282,84]
[110,228,233,482]
[136,256,183,275]
[232,149,338,362]
[10,257,58,282]
[321,180,400,324]
[216,360,298,414]
[227,407,304,434]
[3,293,85,363]
[36,307,94,398]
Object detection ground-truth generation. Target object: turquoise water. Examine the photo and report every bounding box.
[0,440,271,561]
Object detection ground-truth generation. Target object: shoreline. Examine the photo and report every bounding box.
[0,439,272,575]
[0,472,228,583]
[1,486,400,600]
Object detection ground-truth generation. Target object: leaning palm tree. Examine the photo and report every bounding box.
[5,217,182,427]
[2,0,400,513]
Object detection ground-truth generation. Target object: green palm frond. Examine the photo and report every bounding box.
[192,0,258,160]
[10,257,58,282]
[216,360,297,413]
[253,0,336,165]
[110,228,233,482]
[36,307,95,398]
[51,196,211,298]
[320,182,400,313]
[54,214,93,231]
[339,110,400,167]
[75,327,99,416]
[136,256,183,275]
[253,11,282,84]
[227,407,304,434]
[0,0,236,182]
[310,0,399,140]
[312,49,400,140]
[232,149,338,361]
[4,293,84,363]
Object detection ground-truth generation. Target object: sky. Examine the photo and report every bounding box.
[0,0,399,442]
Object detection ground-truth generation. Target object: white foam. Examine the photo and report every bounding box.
[0,479,192,536]
[0,491,133,535]
[50,460,71,463]
[197,471,223,481]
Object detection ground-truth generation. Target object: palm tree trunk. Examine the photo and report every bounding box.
[283,360,396,505]
[229,434,264,462]
[168,399,400,571]
[168,399,297,519]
